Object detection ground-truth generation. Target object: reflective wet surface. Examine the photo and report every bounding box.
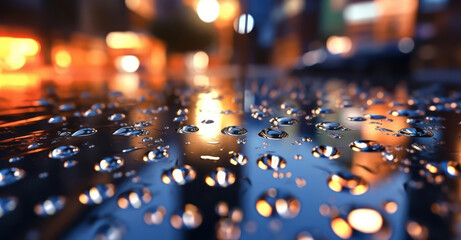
[1,73,461,240]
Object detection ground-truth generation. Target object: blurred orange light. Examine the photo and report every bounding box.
[326,36,352,55]
[106,32,142,49]
[5,53,26,70]
[219,1,238,20]
[55,50,72,68]
[193,51,209,70]
[115,55,140,73]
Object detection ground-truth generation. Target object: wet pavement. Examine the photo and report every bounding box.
[0,72,461,240]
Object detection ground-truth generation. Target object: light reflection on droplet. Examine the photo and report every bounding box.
[255,188,301,219]
[117,188,152,209]
[162,165,196,185]
[170,204,202,229]
[79,184,115,205]
[327,173,368,195]
[311,145,341,159]
[34,196,66,217]
[205,167,236,188]
[144,206,166,225]
[257,154,287,171]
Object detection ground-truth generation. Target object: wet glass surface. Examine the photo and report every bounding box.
[1,73,461,240]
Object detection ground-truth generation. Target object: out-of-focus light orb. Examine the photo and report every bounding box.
[347,208,383,234]
[125,0,141,11]
[284,0,305,17]
[197,0,220,23]
[193,51,209,70]
[115,55,140,73]
[302,49,327,66]
[331,217,353,239]
[326,36,352,55]
[398,37,415,53]
[106,32,141,49]
[234,14,254,34]
[219,1,237,20]
[5,54,26,70]
[55,50,72,68]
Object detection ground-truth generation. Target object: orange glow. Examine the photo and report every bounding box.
[106,32,142,49]
[4,54,26,70]
[0,37,40,57]
[255,199,273,217]
[115,55,140,73]
[384,201,398,214]
[347,208,383,234]
[326,36,352,55]
[331,218,353,239]
[219,1,238,20]
[55,50,72,68]
[125,0,155,19]
[192,51,209,71]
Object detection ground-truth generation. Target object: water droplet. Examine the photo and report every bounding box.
[144,206,167,225]
[83,108,102,117]
[311,145,341,159]
[349,140,384,152]
[108,113,126,121]
[398,128,434,137]
[94,156,124,172]
[367,98,385,105]
[162,165,196,185]
[79,184,115,205]
[381,151,397,162]
[230,153,248,166]
[49,145,79,159]
[173,116,188,122]
[315,121,343,131]
[442,161,461,177]
[301,137,312,142]
[117,188,152,209]
[48,115,66,124]
[201,119,214,124]
[269,117,298,126]
[143,146,169,162]
[38,172,49,179]
[121,147,142,153]
[113,126,136,136]
[63,160,78,168]
[72,128,97,137]
[389,109,424,118]
[8,156,24,163]
[0,197,18,218]
[347,116,366,122]
[255,188,301,218]
[134,121,152,128]
[312,107,334,115]
[327,172,368,195]
[257,154,287,171]
[258,128,288,140]
[170,204,202,229]
[251,110,271,120]
[327,133,343,139]
[177,125,199,134]
[58,103,76,111]
[34,196,65,216]
[205,167,236,188]
[236,138,247,144]
[176,108,188,116]
[286,108,306,117]
[27,142,42,150]
[221,126,248,136]
[94,222,125,240]
[365,114,386,120]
